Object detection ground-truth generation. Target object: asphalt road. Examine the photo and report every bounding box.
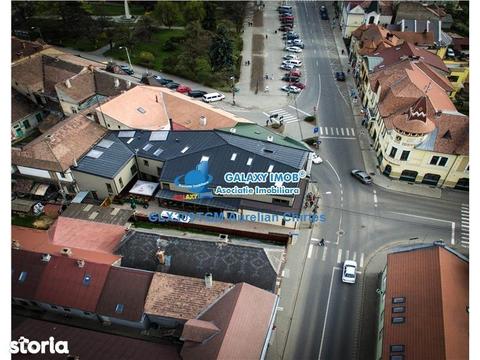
[266,2,468,360]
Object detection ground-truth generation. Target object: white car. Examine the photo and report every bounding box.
[312,154,323,164]
[285,46,303,53]
[160,210,192,223]
[281,85,301,93]
[342,260,357,284]
[280,63,295,70]
[283,54,299,61]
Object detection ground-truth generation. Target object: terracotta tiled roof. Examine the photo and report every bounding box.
[12,249,48,300]
[11,90,40,124]
[42,55,85,96]
[353,24,403,56]
[392,97,436,134]
[11,37,47,63]
[11,54,44,91]
[181,283,277,360]
[181,319,221,343]
[392,30,435,47]
[48,216,126,253]
[144,272,233,320]
[11,226,121,265]
[12,318,180,360]
[11,113,107,172]
[96,267,153,322]
[55,70,96,103]
[381,246,468,360]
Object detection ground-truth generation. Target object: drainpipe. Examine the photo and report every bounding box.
[439,155,457,188]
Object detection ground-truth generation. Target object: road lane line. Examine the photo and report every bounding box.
[322,246,328,261]
[262,112,270,117]
[288,105,311,116]
[461,240,469,244]
[452,223,455,244]
[346,250,350,260]
[317,136,356,140]
[360,253,364,268]
[307,244,313,259]
[346,128,350,136]
[311,237,319,242]
[325,158,341,183]
[337,249,342,263]
[318,267,340,360]
[341,128,345,136]
[461,209,469,213]
[373,189,378,207]
[353,252,357,261]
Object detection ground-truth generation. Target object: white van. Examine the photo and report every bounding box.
[279,5,293,11]
[286,59,303,67]
[202,92,225,103]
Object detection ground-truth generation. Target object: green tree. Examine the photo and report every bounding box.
[209,24,234,71]
[184,1,206,24]
[138,51,155,66]
[202,2,217,31]
[152,1,182,29]
[223,2,247,33]
[134,14,155,41]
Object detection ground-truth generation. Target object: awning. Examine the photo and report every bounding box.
[30,183,50,196]
[155,188,240,211]
[12,199,36,213]
[13,179,34,194]
[129,180,159,197]
[71,191,89,204]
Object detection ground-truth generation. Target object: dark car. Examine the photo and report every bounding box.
[282,75,300,82]
[283,33,299,40]
[279,25,293,32]
[321,12,329,20]
[120,65,134,75]
[335,71,346,81]
[281,19,294,25]
[165,82,180,89]
[158,78,173,86]
[188,90,207,98]
[351,170,373,185]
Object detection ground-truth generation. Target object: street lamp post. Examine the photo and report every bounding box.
[230,76,236,105]
[119,46,133,71]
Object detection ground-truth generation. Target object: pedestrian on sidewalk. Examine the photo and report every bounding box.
[271,74,274,80]
[319,238,325,246]
[266,34,268,39]
[341,49,345,55]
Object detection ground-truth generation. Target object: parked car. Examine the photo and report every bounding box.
[284,59,302,67]
[447,48,455,57]
[160,210,192,223]
[280,63,295,71]
[153,75,163,81]
[335,71,346,81]
[294,82,306,89]
[281,85,301,94]
[285,46,303,53]
[342,260,357,284]
[287,40,304,49]
[280,15,294,20]
[166,82,180,89]
[279,25,293,32]
[158,78,173,86]
[283,54,299,61]
[282,75,300,82]
[312,153,323,164]
[351,169,373,184]
[176,84,192,94]
[289,69,302,77]
[188,90,207,98]
[282,33,299,40]
[202,92,225,103]
[321,12,329,20]
[120,65,134,75]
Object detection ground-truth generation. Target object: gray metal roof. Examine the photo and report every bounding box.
[74,133,134,179]
[416,127,438,151]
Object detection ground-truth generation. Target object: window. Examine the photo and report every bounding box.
[130,164,137,176]
[50,305,58,309]
[200,156,210,162]
[247,157,253,166]
[157,167,162,176]
[72,108,77,114]
[392,306,405,313]
[430,156,440,165]
[439,157,448,166]
[23,120,31,129]
[106,183,113,194]
[83,274,92,286]
[35,113,43,122]
[84,312,91,316]
[230,153,237,161]
[181,146,189,153]
[18,271,27,283]
[144,160,149,167]
[272,198,289,206]
[392,317,405,324]
[400,150,410,161]
[115,304,124,314]
[448,75,459,83]
[390,356,404,360]
[63,307,71,312]
[389,147,397,158]
[392,297,405,304]
[390,345,405,352]
[119,177,124,188]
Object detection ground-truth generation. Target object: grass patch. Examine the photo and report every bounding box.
[104,29,185,71]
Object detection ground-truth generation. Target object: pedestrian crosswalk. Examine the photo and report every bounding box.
[264,109,298,124]
[317,126,356,139]
[460,204,469,249]
[309,240,365,267]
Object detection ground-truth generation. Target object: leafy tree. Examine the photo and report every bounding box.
[184,1,206,24]
[152,1,182,29]
[223,2,247,33]
[202,2,217,31]
[209,24,234,71]
[138,51,155,66]
[134,14,155,41]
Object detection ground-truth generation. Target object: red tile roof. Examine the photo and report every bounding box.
[49,216,126,253]
[12,318,180,360]
[11,225,121,265]
[96,267,153,322]
[11,90,40,124]
[181,283,277,360]
[12,249,48,300]
[381,246,468,360]
[34,254,111,312]
[11,36,47,63]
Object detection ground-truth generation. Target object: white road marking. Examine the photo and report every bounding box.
[346,250,350,260]
[461,240,469,244]
[318,267,340,360]
[352,252,357,261]
[373,189,378,207]
[461,209,469,213]
[324,127,329,135]
[322,246,328,261]
[341,128,345,136]
[325,158,341,183]
[318,136,356,140]
[451,222,455,244]
[351,128,355,136]
[360,253,364,268]
[288,105,311,116]
[277,306,284,312]
[307,244,313,259]
[262,112,270,117]
[337,249,342,263]
[316,60,319,66]
[345,128,350,136]
[311,237,319,242]
[336,128,339,135]
[319,127,323,135]
[330,127,334,134]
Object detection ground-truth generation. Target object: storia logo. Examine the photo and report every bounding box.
[10,336,69,354]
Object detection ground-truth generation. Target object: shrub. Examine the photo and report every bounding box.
[138,51,155,66]
[304,115,316,122]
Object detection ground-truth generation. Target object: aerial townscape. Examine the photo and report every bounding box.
[10,1,469,359]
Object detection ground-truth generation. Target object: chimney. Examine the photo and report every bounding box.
[65,79,71,88]
[156,250,165,265]
[12,239,21,250]
[77,259,85,268]
[204,273,213,288]
[169,118,173,129]
[73,156,78,167]
[61,247,72,257]
[267,135,274,142]
[41,253,51,263]
[435,110,443,117]
[199,116,207,127]
[126,80,131,88]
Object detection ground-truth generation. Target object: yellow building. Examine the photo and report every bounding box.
[444,60,469,99]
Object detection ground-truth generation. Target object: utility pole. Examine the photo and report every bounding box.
[119,46,133,71]
[230,76,236,105]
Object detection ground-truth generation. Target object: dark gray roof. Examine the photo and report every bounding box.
[74,133,134,179]
[115,231,283,292]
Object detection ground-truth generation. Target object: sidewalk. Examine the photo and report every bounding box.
[325,3,442,200]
